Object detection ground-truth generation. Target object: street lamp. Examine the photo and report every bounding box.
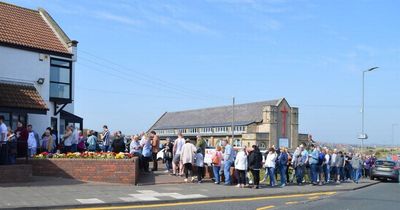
[358,67,378,153]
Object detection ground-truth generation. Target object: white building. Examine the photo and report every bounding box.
[0,2,82,138]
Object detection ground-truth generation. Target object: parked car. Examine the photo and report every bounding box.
[370,160,400,182]
[157,148,166,161]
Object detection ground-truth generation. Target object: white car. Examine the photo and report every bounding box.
[156,148,166,161]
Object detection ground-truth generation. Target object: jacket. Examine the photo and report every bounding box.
[264,152,277,168]
[278,152,288,167]
[234,151,248,171]
[248,150,263,170]
[351,156,362,169]
[112,136,125,153]
[180,143,197,164]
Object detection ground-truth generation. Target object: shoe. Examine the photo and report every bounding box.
[224,183,231,186]
[260,179,266,183]
[214,182,220,184]
[170,173,176,176]
[236,184,241,187]
[184,178,188,183]
[164,170,169,173]
[198,180,203,184]
[281,184,286,187]
[191,177,196,182]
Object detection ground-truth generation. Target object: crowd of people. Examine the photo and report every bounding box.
[130,130,379,188]
[0,115,379,190]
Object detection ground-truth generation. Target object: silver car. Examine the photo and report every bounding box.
[370,160,400,182]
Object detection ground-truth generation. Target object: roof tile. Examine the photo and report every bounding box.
[0,2,70,54]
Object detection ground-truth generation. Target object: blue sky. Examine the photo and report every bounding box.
[7,0,400,145]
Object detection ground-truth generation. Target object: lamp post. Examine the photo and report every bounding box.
[359,67,378,153]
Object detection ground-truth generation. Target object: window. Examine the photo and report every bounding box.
[233,139,242,147]
[50,58,72,100]
[0,113,26,130]
[214,127,227,133]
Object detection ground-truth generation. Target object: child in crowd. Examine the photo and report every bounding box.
[195,148,204,183]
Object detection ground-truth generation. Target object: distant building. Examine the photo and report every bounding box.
[149,98,309,149]
[0,2,82,138]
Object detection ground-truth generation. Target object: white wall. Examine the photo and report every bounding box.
[0,46,75,135]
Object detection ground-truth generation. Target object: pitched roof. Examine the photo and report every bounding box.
[150,99,281,130]
[0,2,71,56]
[0,81,48,114]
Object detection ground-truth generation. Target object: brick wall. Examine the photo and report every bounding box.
[27,157,139,185]
[0,164,32,183]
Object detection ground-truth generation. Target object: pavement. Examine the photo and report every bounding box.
[0,176,380,209]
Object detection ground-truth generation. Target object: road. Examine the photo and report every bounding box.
[71,182,399,210]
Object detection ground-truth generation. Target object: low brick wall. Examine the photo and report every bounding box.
[0,164,32,183]
[26,157,139,185]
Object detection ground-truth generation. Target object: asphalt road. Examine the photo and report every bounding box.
[72,182,399,210]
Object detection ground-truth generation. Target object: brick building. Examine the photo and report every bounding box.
[149,98,309,149]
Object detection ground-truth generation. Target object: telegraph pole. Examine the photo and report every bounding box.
[232,97,235,145]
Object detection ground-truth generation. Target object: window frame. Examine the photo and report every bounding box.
[49,58,73,102]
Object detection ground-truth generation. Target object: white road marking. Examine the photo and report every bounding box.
[76,198,105,204]
[119,190,208,201]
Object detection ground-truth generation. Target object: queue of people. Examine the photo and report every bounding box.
[150,132,377,188]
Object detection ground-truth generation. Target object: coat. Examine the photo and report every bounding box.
[180,143,197,164]
[234,151,248,171]
[264,152,277,168]
[248,150,262,170]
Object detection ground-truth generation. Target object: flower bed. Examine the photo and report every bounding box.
[34,151,134,159]
[27,153,139,185]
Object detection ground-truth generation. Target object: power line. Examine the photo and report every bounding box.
[79,50,229,101]
[77,61,218,101]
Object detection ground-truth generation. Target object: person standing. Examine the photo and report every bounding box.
[86,130,98,152]
[248,145,262,189]
[71,126,79,153]
[129,135,143,171]
[62,126,73,153]
[330,149,338,182]
[212,146,223,184]
[195,148,204,183]
[263,147,278,187]
[164,138,173,173]
[234,148,248,188]
[7,127,17,164]
[27,124,39,157]
[278,147,288,187]
[0,116,8,164]
[41,128,54,153]
[351,153,362,184]
[309,145,319,185]
[336,151,345,183]
[294,145,308,185]
[180,139,197,183]
[196,135,207,157]
[102,125,110,152]
[140,134,152,173]
[222,139,234,185]
[150,131,160,171]
[112,131,125,153]
[172,133,185,176]
[15,121,28,158]
[323,148,331,183]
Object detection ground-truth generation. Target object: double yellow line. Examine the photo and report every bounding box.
[71,191,336,210]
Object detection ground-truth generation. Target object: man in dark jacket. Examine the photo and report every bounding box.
[248,145,262,189]
[112,131,125,153]
[278,147,288,187]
